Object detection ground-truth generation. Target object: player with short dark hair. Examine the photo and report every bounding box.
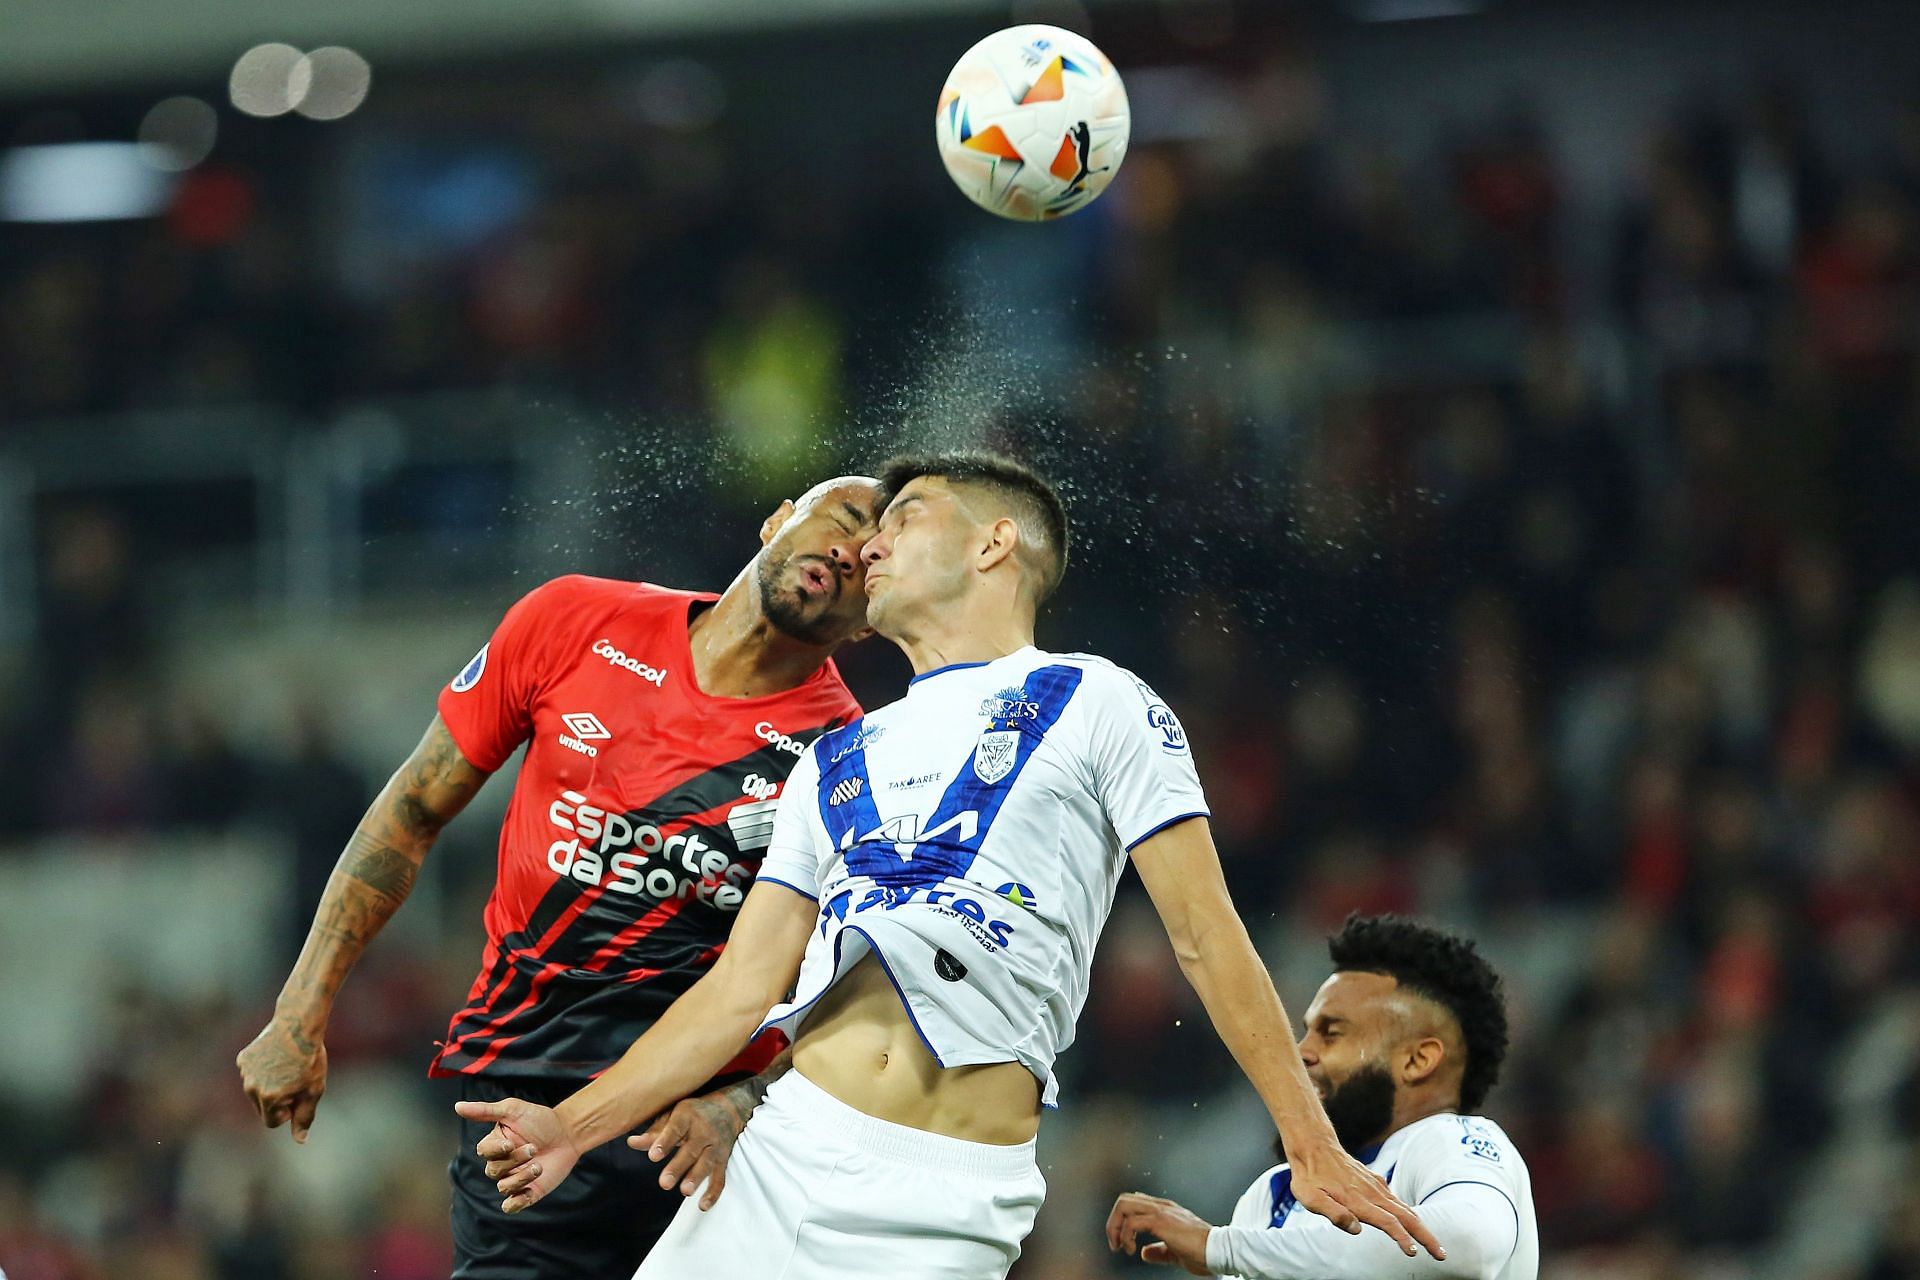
[874,451,1070,601]
[464,452,1439,1279]
[1107,913,1538,1279]
[236,475,881,1280]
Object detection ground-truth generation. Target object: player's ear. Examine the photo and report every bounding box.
[760,500,798,547]
[1402,1035,1446,1087]
[976,516,1020,573]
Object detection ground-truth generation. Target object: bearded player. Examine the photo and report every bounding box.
[461,453,1439,1278]
[236,476,880,1279]
[1107,914,1537,1278]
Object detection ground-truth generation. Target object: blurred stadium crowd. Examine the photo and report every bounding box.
[3,7,1919,1280]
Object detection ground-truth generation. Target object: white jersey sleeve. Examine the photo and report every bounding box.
[1208,1183,1519,1280]
[1081,665,1210,849]
[1206,1117,1533,1280]
[1391,1115,1529,1211]
[755,742,827,900]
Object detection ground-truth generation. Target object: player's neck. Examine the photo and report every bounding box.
[687,585,833,698]
[889,606,1034,677]
[1383,1093,1462,1142]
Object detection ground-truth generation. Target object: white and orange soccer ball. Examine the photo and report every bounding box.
[934,24,1130,221]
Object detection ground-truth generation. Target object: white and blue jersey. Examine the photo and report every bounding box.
[1209,1114,1539,1280]
[754,646,1209,1105]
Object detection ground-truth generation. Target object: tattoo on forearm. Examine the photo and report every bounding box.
[344,833,420,904]
[278,721,485,1015]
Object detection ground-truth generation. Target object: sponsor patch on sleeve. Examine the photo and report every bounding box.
[1460,1119,1504,1164]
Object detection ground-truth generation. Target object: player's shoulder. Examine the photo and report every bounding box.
[521,575,717,623]
[1041,650,1186,732]
[1035,649,1159,698]
[1395,1113,1528,1181]
[807,658,863,716]
[515,573,636,609]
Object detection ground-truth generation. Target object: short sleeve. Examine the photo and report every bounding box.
[1394,1116,1526,1208]
[1084,666,1210,850]
[436,578,577,772]
[755,744,827,900]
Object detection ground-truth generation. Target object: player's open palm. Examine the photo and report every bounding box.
[455,1096,583,1213]
[236,1018,329,1144]
[1288,1136,1444,1260]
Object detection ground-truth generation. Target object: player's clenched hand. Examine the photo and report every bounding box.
[1288,1136,1444,1260]
[236,1017,328,1144]
[628,1085,753,1211]
[1106,1192,1215,1274]
[454,1097,583,1214]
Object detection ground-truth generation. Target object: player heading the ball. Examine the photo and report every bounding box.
[461,452,1441,1279]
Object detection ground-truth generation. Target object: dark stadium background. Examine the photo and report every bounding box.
[3,1,1918,1276]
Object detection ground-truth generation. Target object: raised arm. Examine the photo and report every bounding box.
[237,714,489,1141]
[457,878,817,1213]
[1128,816,1442,1261]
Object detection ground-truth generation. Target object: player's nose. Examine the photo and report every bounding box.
[829,542,860,576]
[861,534,889,566]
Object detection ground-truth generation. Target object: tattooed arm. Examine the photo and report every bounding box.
[619,1048,794,1210]
[237,715,489,1142]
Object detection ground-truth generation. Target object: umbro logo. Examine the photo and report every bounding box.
[562,713,610,740]
[559,712,610,757]
[828,777,865,807]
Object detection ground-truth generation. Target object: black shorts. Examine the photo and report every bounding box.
[449,1075,689,1280]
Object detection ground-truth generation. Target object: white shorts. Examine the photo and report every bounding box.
[634,1069,1046,1280]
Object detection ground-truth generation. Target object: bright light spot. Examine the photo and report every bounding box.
[0,143,175,222]
[230,43,310,118]
[294,47,372,121]
[137,96,219,171]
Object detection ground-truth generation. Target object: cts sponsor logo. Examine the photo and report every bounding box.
[591,639,667,687]
[828,777,864,807]
[740,773,779,803]
[754,721,809,758]
[451,644,488,692]
[547,790,751,910]
[980,687,1041,721]
[558,711,610,757]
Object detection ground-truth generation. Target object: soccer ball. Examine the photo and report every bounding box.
[934,25,1130,221]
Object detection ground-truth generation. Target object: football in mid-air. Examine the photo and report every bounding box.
[934,24,1130,221]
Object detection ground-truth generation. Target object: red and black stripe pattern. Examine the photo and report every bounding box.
[432,739,808,1079]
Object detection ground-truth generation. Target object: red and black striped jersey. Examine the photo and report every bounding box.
[429,575,861,1080]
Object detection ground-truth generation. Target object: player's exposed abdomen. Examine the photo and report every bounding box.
[791,953,1041,1145]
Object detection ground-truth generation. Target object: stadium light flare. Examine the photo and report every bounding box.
[295,47,373,121]
[137,96,219,171]
[0,143,174,222]
[230,42,311,118]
